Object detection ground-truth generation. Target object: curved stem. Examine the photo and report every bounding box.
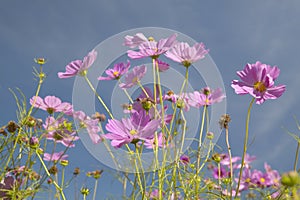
[225,127,233,199]
[235,97,255,197]
[36,151,66,200]
[84,75,114,119]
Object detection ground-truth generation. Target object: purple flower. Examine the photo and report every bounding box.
[231,61,286,104]
[180,154,190,165]
[157,59,170,72]
[104,111,160,148]
[237,168,253,190]
[212,166,228,179]
[123,33,148,48]
[58,50,97,78]
[44,116,79,147]
[30,96,73,115]
[119,65,147,89]
[251,169,270,188]
[73,111,102,144]
[165,42,209,67]
[146,189,164,200]
[220,154,241,167]
[44,151,68,162]
[188,87,225,107]
[264,163,281,187]
[164,92,190,111]
[98,61,130,81]
[127,34,177,59]
[234,154,256,169]
[143,133,166,149]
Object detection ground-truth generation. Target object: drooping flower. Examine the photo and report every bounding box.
[123,33,148,48]
[104,111,160,148]
[43,116,79,147]
[156,59,170,72]
[180,154,190,165]
[127,34,177,59]
[231,61,286,104]
[188,87,225,108]
[143,132,166,149]
[73,111,102,144]
[58,49,97,78]
[44,151,68,162]
[165,42,209,67]
[98,60,130,81]
[119,65,147,89]
[30,96,73,115]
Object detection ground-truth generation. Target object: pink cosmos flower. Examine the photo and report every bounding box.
[127,34,177,59]
[157,59,170,72]
[73,111,102,144]
[188,87,225,107]
[234,154,256,169]
[119,65,147,89]
[98,60,130,81]
[231,61,286,104]
[43,151,68,162]
[123,33,148,48]
[164,92,190,111]
[58,49,97,78]
[104,111,160,148]
[30,96,73,115]
[143,133,166,149]
[165,42,209,67]
[264,163,281,187]
[43,116,79,147]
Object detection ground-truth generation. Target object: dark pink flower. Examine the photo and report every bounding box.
[73,111,102,144]
[180,154,190,165]
[123,33,148,48]
[119,65,147,89]
[104,111,160,148]
[165,42,209,67]
[43,116,79,147]
[212,166,228,179]
[30,96,73,115]
[127,34,177,59]
[231,61,286,104]
[98,61,130,81]
[58,50,97,78]
[188,87,225,107]
[44,151,68,162]
[157,59,170,72]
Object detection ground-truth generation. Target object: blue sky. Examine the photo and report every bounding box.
[1,0,300,199]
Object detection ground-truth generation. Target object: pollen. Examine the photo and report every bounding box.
[113,71,119,77]
[130,129,137,135]
[254,81,267,92]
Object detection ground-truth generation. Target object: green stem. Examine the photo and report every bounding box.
[294,141,300,171]
[36,151,66,200]
[197,106,207,170]
[92,179,98,200]
[235,97,255,197]
[84,75,114,119]
[225,127,233,199]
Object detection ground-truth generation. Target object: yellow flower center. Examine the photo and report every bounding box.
[130,129,137,135]
[113,71,119,77]
[182,60,191,68]
[148,37,155,41]
[132,77,138,83]
[260,177,265,183]
[254,81,267,92]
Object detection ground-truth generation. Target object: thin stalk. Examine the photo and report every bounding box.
[294,141,300,171]
[36,151,66,200]
[92,179,98,200]
[84,75,114,119]
[197,106,207,170]
[235,97,255,197]
[225,127,233,199]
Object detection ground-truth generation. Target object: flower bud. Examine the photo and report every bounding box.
[81,187,90,196]
[281,171,300,187]
[206,132,214,140]
[6,121,19,133]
